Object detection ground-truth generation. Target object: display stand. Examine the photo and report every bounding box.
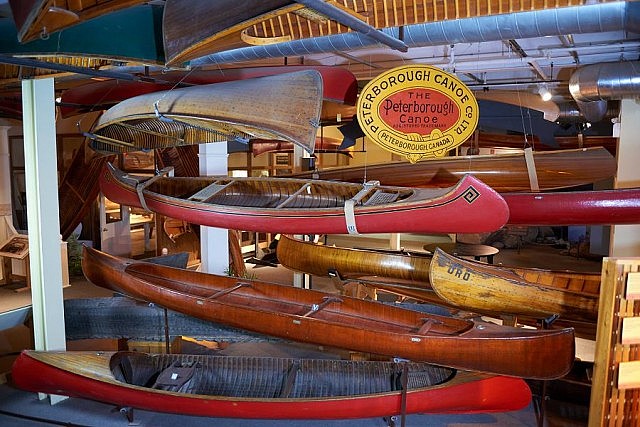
[0,234,30,292]
[588,258,640,427]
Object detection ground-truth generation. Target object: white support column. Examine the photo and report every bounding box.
[22,78,67,403]
[610,99,640,256]
[199,142,229,274]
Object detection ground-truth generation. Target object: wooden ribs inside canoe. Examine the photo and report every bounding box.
[90,70,323,154]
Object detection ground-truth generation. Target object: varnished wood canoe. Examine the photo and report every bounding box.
[81,246,575,379]
[429,248,600,322]
[99,163,509,234]
[251,137,349,157]
[60,65,357,118]
[163,0,585,66]
[290,147,616,192]
[277,235,602,322]
[504,187,640,225]
[90,70,322,154]
[11,350,532,418]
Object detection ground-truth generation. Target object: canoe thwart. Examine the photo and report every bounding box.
[275,183,312,208]
[417,318,445,335]
[205,282,251,300]
[302,296,343,317]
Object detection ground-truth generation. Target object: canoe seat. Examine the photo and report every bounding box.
[363,190,399,206]
[188,181,234,202]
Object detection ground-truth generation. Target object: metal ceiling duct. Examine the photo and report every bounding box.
[569,61,640,121]
[189,1,640,67]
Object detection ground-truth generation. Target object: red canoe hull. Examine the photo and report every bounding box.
[12,351,532,418]
[99,165,509,234]
[505,187,640,225]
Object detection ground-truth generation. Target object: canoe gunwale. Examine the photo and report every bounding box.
[12,350,533,417]
[81,246,575,379]
[101,163,510,234]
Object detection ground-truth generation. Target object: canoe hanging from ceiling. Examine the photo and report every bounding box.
[59,65,357,119]
[89,70,323,154]
[162,0,591,66]
[289,147,617,192]
[99,163,510,234]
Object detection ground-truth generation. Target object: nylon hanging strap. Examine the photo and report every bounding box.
[344,180,380,234]
[524,147,540,192]
[135,167,174,212]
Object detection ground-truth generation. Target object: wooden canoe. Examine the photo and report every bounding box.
[99,163,509,234]
[277,235,603,323]
[11,350,532,418]
[250,137,350,157]
[59,65,357,118]
[81,246,575,379]
[90,70,323,154]
[8,0,146,43]
[290,147,616,192]
[504,187,640,225]
[429,248,600,322]
[162,0,585,67]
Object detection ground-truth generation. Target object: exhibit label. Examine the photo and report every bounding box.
[357,65,479,163]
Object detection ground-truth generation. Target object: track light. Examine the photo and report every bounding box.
[538,84,552,102]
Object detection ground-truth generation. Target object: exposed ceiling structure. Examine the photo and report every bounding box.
[0,0,638,133]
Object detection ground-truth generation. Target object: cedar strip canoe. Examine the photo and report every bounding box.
[81,246,575,379]
[12,351,532,418]
[429,248,600,322]
[99,163,509,234]
[91,70,322,154]
[290,147,616,192]
[504,187,640,225]
[277,235,603,322]
[59,65,357,118]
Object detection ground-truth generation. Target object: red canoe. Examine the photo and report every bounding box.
[505,187,640,225]
[99,163,510,234]
[12,350,532,419]
[59,65,357,118]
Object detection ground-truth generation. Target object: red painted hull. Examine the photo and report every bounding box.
[505,187,640,225]
[59,65,357,118]
[99,164,509,234]
[12,351,531,418]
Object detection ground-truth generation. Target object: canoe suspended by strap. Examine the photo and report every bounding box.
[88,70,323,155]
[99,163,510,234]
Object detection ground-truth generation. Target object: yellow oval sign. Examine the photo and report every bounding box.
[357,65,479,163]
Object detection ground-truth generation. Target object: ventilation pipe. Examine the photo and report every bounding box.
[190,1,640,67]
[569,61,640,122]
